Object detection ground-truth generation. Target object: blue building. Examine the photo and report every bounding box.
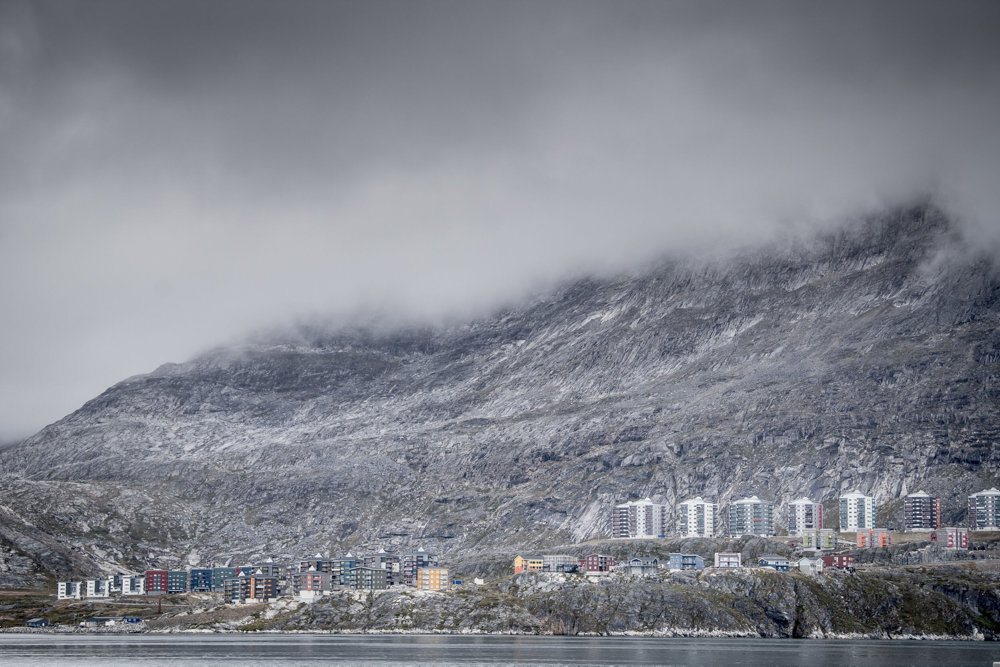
[667,553,705,571]
[757,554,791,572]
[190,568,213,592]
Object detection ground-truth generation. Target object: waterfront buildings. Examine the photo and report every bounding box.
[291,567,332,600]
[223,571,279,603]
[903,491,941,531]
[840,491,876,531]
[728,496,775,537]
[786,497,823,535]
[613,499,668,538]
[678,497,717,537]
[401,550,438,586]
[968,488,1000,531]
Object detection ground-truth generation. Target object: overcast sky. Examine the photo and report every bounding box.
[1,0,998,440]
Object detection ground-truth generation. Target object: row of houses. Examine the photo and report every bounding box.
[58,548,451,604]
[614,489,996,539]
[514,551,863,577]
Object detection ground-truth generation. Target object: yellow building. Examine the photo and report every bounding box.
[513,555,544,574]
[415,567,449,590]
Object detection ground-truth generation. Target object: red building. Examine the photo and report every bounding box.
[820,554,854,569]
[578,554,616,573]
[144,569,168,595]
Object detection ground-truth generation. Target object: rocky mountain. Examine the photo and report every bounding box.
[1,205,998,585]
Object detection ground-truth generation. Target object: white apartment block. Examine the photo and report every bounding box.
[968,488,1000,531]
[613,499,668,538]
[85,578,113,598]
[787,497,823,535]
[57,581,82,600]
[120,574,145,596]
[839,491,876,531]
[728,496,774,537]
[678,497,717,537]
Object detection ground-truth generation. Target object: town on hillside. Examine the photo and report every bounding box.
[34,487,997,630]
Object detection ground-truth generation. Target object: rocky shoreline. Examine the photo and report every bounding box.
[7,562,997,640]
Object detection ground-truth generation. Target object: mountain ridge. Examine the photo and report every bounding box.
[1,204,998,586]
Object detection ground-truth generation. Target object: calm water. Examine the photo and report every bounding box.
[1,634,999,666]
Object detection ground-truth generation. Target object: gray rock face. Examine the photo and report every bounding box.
[0,205,998,581]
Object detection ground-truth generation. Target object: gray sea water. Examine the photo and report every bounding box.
[1,634,999,666]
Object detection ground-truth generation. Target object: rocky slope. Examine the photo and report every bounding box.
[0,205,998,583]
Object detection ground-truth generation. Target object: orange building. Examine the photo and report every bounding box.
[415,567,449,590]
[513,555,544,574]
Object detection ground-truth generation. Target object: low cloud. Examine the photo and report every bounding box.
[0,0,998,438]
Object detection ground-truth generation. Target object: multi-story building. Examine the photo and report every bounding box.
[364,550,402,586]
[786,497,823,535]
[613,499,668,539]
[85,578,111,598]
[144,570,168,595]
[678,497,717,538]
[728,496,774,537]
[415,567,449,591]
[189,569,213,592]
[968,488,1000,531]
[667,554,704,571]
[346,567,389,591]
[931,527,969,549]
[839,491,876,531]
[578,554,616,574]
[857,528,891,548]
[713,552,741,568]
[904,491,941,531]
[542,554,578,572]
[223,572,279,604]
[167,570,188,594]
[120,574,145,596]
[821,554,854,570]
[211,568,236,592]
[400,550,438,586]
[57,581,82,600]
[291,567,332,600]
[801,529,837,551]
[513,555,544,574]
[254,560,288,590]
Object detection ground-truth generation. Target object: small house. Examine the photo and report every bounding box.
[757,554,790,572]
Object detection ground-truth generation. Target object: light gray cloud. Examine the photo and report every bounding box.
[1,0,998,439]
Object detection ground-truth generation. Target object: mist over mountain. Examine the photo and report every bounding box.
[0,204,998,586]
